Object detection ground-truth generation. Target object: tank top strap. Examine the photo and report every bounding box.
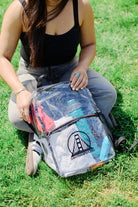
[18,0,28,16]
[73,0,79,27]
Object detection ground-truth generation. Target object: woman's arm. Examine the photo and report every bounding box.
[70,0,96,90]
[0,0,31,122]
[0,0,23,91]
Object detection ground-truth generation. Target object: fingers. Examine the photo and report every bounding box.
[18,109,24,119]
[76,78,88,90]
[70,71,88,91]
[16,90,32,123]
[24,106,30,123]
[18,107,30,123]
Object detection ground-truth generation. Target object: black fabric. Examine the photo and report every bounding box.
[19,0,80,66]
[73,0,79,26]
[18,0,28,15]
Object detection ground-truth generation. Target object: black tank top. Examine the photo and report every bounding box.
[19,0,80,67]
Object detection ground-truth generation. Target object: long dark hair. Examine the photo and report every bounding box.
[22,0,68,67]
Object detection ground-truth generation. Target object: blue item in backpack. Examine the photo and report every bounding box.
[66,99,100,159]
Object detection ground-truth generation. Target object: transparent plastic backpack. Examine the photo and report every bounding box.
[30,82,115,177]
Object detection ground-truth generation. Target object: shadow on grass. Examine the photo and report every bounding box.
[111,90,137,148]
[16,130,28,148]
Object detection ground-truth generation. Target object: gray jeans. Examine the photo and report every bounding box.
[8,57,117,132]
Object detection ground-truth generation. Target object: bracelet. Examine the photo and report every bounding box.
[14,87,26,96]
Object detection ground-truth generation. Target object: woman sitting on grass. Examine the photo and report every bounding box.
[0,0,117,176]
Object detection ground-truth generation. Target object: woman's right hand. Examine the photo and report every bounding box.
[16,90,32,123]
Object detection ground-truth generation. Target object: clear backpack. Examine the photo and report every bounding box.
[30,82,115,177]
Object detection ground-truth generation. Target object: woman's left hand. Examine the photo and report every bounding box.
[70,67,88,91]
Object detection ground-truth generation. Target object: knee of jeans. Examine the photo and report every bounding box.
[109,86,117,106]
[8,103,21,129]
[8,111,32,132]
[8,110,20,129]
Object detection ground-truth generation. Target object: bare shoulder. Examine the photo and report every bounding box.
[78,0,94,24]
[3,0,23,24]
[6,0,23,14]
[78,0,93,12]
[78,0,92,7]
[1,0,25,33]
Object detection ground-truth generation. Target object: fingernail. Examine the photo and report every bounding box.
[76,88,78,91]
[72,88,75,91]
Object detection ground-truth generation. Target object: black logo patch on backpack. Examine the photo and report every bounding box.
[67,131,93,159]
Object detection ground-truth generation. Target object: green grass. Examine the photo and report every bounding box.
[0,0,138,206]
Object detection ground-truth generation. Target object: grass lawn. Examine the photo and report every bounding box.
[0,0,138,206]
